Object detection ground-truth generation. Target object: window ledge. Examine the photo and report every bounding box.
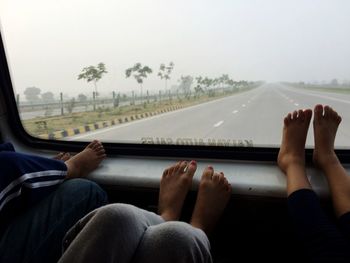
[86,156,335,199]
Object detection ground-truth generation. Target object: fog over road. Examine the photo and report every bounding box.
[71,83,350,148]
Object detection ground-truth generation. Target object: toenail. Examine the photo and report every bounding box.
[208,165,213,170]
[190,160,197,165]
[183,165,188,173]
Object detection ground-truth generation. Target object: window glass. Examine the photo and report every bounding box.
[0,0,349,148]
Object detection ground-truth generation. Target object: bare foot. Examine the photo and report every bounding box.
[277,109,312,173]
[53,152,71,161]
[65,140,106,179]
[313,104,342,169]
[158,160,197,221]
[190,166,231,235]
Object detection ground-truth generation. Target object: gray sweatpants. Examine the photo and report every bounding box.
[58,203,212,263]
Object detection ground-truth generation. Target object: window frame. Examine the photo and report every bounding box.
[1,32,350,164]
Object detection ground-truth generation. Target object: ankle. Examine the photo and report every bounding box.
[285,163,306,176]
[318,157,341,174]
[314,152,339,170]
[278,157,305,174]
[65,159,81,178]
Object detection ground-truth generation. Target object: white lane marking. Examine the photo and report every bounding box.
[282,85,350,105]
[214,121,224,127]
[242,104,246,107]
[232,110,238,114]
[294,103,299,106]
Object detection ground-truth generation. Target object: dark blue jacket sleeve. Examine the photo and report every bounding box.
[0,142,15,152]
[0,146,67,232]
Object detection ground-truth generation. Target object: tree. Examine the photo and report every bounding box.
[202,77,213,91]
[220,74,230,88]
[24,87,41,103]
[40,91,54,117]
[65,98,76,114]
[178,75,193,98]
[194,76,204,97]
[41,92,55,103]
[78,62,107,97]
[330,78,339,86]
[77,93,88,102]
[125,63,152,103]
[158,62,174,90]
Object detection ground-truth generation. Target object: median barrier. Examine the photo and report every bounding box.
[38,105,183,139]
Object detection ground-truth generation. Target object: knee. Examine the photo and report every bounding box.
[137,222,212,263]
[60,178,108,208]
[76,179,108,204]
[152,221,211,251]
[92,203,142,226]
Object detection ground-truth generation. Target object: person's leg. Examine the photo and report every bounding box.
[278,108,348,261]
[158,160,197,221]
[0,140,106,216]
[0,178,107,263]
[59,203,165,263]
[287,189,349,261]
[133,166,231,263]
[0,140,106,238]
[53,152,71,161]
[60,161,199,263]
[313,104,350,218]
[65,140,106,179]
[338,212,350,241]
[0,151,70,229]
[132,221,212,263]
[277,109,313,195]
[190,166,232,235]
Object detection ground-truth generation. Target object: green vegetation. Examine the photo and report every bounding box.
[125,63,153,104]
[19,60,262,138]
[22,86,257,137]
[158,62,174,90]
[78,62,107,96]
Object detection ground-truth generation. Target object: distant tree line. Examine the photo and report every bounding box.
[22,61,256,104]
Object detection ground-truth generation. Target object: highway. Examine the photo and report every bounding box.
[70,83,350,148]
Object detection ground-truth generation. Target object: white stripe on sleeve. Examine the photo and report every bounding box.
[0,170,67,203]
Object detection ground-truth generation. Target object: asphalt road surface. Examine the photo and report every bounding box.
[70,83,350,148]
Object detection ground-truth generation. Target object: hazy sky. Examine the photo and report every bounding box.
[0,0,349,98]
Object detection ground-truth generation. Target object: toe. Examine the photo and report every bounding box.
[62,153,71,161]
[284,113,292,126]
[324,105,332,118]
[87,140,98,149]
[179,161,188,174]
[202,166,214,180]
[304,109,312,121]
[314,104,323,122]
[169,164,178,177]
[212,173,220,182]
[298,109,304,121]
[186,160,197,177]
[162,168,170,178]
[337,115,342,124]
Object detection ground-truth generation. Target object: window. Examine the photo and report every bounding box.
[0,0,349,155]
